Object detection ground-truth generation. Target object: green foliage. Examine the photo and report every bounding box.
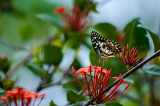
[89,48,99,66]
[0,88,5,96]
[104,101,123,106]
[123,18,149,57]
[73,0,97,12]
[147,29,160,52]
[13,0,57,15]
[26,64,45,79]
[143,65,160,76]
[71,58,82,70]
[0,0,159,105]
[2,80,15,91]
[63,79,85,92]
[93,23,118,41]
[0,0,12,13]
[123,78,134,84]
[41,43,63,65]
[0,57,10,73]
[19,24,34,41]
[49,100,57,106]
[66,38,82,49]
[69,102,84,106]
[65,32,88,49]
[36,14,62,29]
[67,90,86,104]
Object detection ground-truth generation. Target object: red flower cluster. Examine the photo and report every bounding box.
[72,66,129,104]
[117,44,141,67]
[0,86,45,106]
[54,6,89,32]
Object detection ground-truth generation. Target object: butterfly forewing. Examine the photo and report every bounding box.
[91,31,122,61]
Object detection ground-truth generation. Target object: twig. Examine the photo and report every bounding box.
[36,66,58,92]
[0,37,26,50]
[37,47,80,91]
[4,53,33,80]
[83,50,160,106]
[3,33,60,80]
[42,69,71,89]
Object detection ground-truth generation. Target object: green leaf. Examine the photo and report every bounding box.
[69,102,82,106]
[63,79,85,92]
[147,29,160,52]
[36,14,62,29]
[123,18,149,58]
[0,88,5,97]
[67,90,85,104]
[123,78,134,84]
[41,44,63,65]
[89,48,99,66]
[74,0,97,12]
[0,57,11,73]
[104,101,123,106]
[19,24,34,41]
[65,32,88,49]
[25,64,45,79]
[93,23,118,41]
[49,100,57,106]
[72,58,82,70]
[67,32,88,38]
[66,38,82,49]
[3,80,15,91]
[142,65,160,76]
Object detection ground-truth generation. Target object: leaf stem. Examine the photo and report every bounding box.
[83,50,160,106]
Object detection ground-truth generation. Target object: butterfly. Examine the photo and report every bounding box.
[91,31,122,62]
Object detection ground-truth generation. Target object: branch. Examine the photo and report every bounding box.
[41,68,71,89]
[0,37,26,50]
[4,53,33,80]
[3,33,60,80]
[36,66,58,92]
[83,50,160,106]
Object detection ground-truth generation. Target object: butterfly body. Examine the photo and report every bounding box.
[91,31,122,62]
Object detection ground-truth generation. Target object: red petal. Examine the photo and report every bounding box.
[54,7,66,14]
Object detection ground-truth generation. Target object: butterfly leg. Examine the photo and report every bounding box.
[97,58,101,66]
[107,55,115,59]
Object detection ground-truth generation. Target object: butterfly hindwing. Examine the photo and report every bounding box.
[91,31,122,61]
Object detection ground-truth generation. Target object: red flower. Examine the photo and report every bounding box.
[117,44,141,67]
[0,86,45,106]
[54,7,66,14]
[118,33,125,43]
[76,66,93,76]
[113,75,128,83]
[54,6,89,32]
[72,66,129,104]
[1,55,8,61]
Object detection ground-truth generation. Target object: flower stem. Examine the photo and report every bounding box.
[83,50,160,106]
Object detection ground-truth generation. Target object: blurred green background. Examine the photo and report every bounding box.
[0,0,160,106]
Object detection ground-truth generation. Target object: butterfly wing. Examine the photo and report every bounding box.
[91,31,122,61]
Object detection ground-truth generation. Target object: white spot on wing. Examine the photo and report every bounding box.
[105,50,109,53]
